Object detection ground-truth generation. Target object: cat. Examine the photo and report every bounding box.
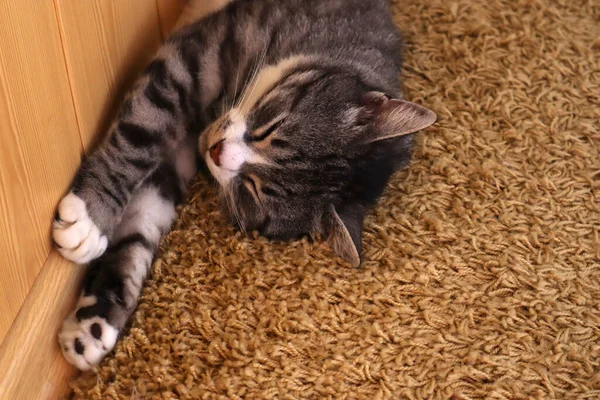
[54,0,436,370]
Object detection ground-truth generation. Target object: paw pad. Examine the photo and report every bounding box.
[90,323,102,339]
[74,338,85,355]
[58,296,119,371]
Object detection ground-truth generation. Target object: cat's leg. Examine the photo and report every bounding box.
[58,139,196,370]
[57,182,175,370]
[52,42,200,264]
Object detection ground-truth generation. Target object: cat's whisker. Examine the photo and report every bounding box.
[232,202,245,234]
[223,186,245,234]
[236,42,268,112]
[235,52,261,111]
[230,51,242,112]
[220,94,227,118]
[241,46,268,110]
[235,66,256,112]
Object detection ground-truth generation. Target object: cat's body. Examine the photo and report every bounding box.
[54,0,436,370]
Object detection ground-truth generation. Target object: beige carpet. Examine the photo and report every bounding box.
[71,0,600,398]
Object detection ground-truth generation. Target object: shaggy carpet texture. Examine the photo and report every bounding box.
[71,0,600,398]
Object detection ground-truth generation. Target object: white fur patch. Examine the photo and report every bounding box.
[219,142,255,171]
[206,157,236,188]
[112,187,176,244]
[128,245,153,289]
[205,111,267,187]
[53,193,107,264]
[223,109,247,141]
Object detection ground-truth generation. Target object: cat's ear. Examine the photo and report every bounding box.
[322,204,365,268]
[362,92,436,142]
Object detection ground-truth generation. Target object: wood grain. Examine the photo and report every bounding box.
[156,0,187,38]
[0,252,85,400]
[0,1,188,398]
[0,0,82,343]
[54,0,164,151]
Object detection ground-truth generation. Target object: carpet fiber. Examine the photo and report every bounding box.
[71,0,600,398]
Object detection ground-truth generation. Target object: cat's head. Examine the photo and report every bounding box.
[199,66,435,267]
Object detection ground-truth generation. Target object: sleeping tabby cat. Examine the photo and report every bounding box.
[54,0,436,370]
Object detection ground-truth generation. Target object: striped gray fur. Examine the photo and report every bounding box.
[55,0,436,370]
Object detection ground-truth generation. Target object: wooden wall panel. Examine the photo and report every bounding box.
[156,0,187,38]
[0,2,188,398]
[54,0,164,151]
[0,0,82,343]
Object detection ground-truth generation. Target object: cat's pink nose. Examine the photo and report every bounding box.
[209,140,223,166]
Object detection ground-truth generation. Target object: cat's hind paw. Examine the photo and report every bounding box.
[53,193,107,264]
[58,296,119,371]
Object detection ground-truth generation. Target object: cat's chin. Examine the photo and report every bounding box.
[205,155,235,188]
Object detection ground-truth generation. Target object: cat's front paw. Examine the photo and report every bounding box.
[53,193,107,264]
[58,295,119,371]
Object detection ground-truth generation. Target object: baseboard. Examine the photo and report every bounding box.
[0,252,84,400]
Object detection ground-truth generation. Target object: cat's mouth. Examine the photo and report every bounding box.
[202,137,246,188]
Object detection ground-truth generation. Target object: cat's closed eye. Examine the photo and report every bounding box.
[250,118,285,141]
